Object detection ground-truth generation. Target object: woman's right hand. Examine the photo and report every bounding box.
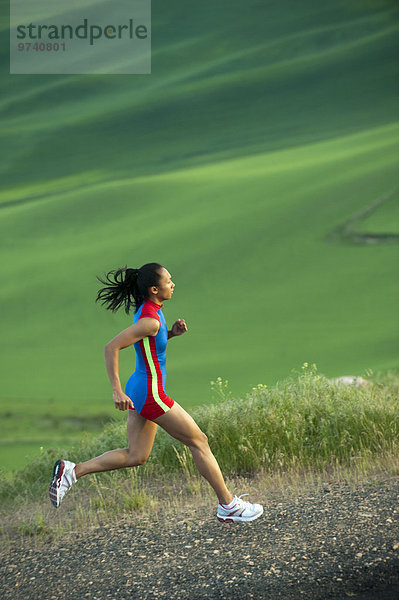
[113,389,134,411]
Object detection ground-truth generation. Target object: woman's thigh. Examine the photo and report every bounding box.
[153,402,206,447]
[127,409,158,459]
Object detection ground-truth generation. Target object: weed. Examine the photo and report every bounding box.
[16,511,52,537]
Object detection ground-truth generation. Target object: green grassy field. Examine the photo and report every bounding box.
[1,1,398,472]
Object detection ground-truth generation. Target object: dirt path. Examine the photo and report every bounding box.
[326,187,399,245]
[1,477,399,599]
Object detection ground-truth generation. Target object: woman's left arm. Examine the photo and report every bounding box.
[168,318,188,339]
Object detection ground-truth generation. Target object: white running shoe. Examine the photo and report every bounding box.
[217,494,263,523]
[49,459,77,508]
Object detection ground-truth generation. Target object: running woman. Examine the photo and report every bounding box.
[49,263,263,523]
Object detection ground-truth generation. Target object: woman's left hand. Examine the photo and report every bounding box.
[170,319,188,337]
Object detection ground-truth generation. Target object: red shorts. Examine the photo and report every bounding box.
[128,395,174,420]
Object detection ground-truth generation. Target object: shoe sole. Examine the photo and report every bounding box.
[49,459,64,508]
[217,506,264,523]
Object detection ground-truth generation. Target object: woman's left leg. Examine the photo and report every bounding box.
[154,402,233,505]
[49,410,157,508]
[75,409,157,478]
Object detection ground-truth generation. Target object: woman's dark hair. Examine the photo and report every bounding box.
[96,263,164,314]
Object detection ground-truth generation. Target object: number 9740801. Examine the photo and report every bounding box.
[18,42,66,51]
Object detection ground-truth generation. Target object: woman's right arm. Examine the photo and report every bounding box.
[104,318,160,410]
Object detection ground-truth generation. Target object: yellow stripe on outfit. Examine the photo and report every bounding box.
[142,337,170,412]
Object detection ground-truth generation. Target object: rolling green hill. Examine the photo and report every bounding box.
[1,0,398,471]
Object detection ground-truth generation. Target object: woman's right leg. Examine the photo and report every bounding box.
[154,402,233,505]
[74,409,157,479]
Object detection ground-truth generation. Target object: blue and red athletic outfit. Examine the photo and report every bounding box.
[125,299,174,420]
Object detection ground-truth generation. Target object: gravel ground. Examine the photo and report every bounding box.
[1,477,399,600]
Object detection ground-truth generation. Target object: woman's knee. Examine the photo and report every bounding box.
[188,430,209,450]
[126,450,149,467]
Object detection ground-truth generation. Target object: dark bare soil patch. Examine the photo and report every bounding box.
[1,474,398,600]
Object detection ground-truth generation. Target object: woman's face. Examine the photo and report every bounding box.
[154,268,175,301]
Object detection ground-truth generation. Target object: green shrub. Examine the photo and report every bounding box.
[1,366,398,505]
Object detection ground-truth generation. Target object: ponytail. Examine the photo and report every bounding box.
[96,263,163,314]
